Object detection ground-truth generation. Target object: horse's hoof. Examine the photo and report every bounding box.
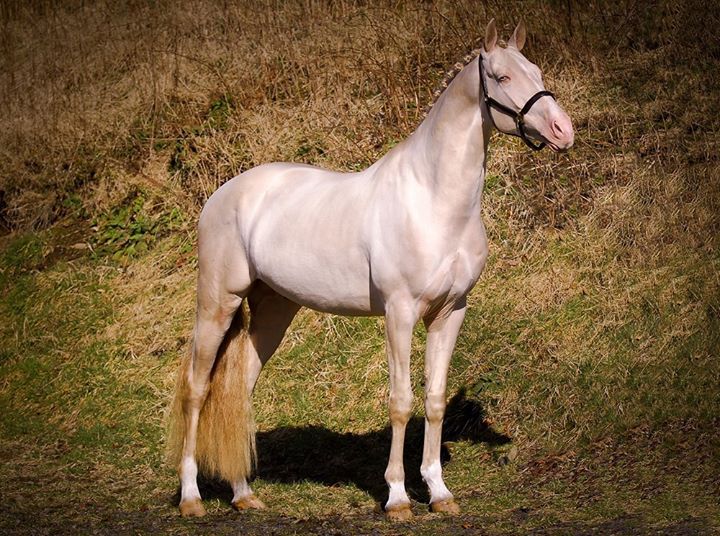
[385,502,413,521]
[430,498,460,514]
[179,498,206,517]
[232,494,266,511]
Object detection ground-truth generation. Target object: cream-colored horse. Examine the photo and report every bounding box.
[170,19,574,520]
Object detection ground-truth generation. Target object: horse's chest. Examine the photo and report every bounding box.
[418,247,484,307]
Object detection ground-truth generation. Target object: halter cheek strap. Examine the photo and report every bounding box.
[478,55,554,151]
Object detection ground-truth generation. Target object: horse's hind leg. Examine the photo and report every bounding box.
[178,285,243,517]
[231,281,300,510]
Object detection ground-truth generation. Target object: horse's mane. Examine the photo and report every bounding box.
[424,47,482,117]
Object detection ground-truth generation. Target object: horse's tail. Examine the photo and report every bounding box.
[167,305,256,484]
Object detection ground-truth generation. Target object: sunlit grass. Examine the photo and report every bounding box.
[1,0,719,533]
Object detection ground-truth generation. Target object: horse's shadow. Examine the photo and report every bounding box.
[192,388,510,506]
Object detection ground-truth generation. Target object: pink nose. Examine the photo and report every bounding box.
[550,115,574,148]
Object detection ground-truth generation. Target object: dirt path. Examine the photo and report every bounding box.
[2,504,714,536]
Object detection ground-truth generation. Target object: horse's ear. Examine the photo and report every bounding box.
[509,21,526,51]
[484,18,498,53]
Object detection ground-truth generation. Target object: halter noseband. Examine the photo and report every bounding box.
[478,54,554,151]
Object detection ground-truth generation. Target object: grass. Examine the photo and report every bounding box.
[1,0,719,534]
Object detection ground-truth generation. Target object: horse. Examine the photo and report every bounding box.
[169,19,574,521]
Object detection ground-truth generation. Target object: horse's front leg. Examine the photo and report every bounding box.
[383,302,417,521]
[421,299,466,514]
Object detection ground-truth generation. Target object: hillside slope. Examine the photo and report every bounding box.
[1,1,718,534]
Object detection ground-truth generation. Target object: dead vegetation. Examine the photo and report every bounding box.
[0,0,719,533]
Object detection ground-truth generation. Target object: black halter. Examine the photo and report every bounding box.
[478,54,554,151]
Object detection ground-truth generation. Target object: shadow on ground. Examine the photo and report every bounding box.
[193,388,510,506]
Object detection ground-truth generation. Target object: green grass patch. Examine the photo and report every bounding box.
[0,232,176,497]
[92,189,187,261]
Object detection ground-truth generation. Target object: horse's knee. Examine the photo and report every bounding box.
[424,392,446,423]
[389,391,413,424]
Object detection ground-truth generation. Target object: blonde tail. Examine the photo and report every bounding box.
[167,306,256,484]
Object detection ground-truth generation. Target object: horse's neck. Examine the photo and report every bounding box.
[381,57,490,216]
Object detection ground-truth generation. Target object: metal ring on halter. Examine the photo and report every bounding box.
[478,55,555,151]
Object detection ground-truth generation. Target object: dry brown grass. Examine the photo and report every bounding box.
[1,0,719,530]
[3,0,716,465]
[3,1,717,235]
[0,0,645,226]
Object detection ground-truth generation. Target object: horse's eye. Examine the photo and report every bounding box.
[497,75,510,83]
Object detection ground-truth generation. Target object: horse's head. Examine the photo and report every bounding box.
[480,19,574,152]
